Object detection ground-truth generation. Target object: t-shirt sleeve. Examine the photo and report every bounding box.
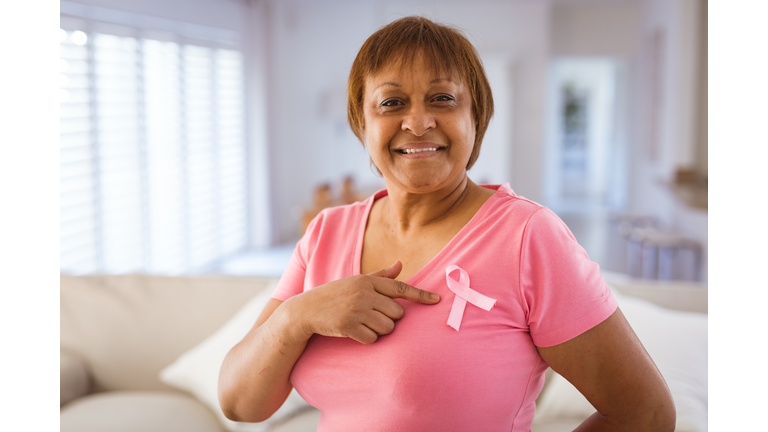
[270,214,322,301]
[519,207,617,347]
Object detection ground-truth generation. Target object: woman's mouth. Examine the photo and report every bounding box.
[398,147,439,154]
[395,147,444,159]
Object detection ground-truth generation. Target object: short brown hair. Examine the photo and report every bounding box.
[347,16,494,170]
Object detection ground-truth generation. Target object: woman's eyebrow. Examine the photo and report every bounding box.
[374,78,456,90]
[375,82,401,90]
[431,78,456,84]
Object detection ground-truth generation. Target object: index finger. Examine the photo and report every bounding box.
[370,277,440,304]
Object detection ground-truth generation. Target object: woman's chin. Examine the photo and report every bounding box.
[386,172,463,194]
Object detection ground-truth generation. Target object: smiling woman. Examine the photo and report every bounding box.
[218,16,675,432]
[361,54,477,195]
[347,17,494,173]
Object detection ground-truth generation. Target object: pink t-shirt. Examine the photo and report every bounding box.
[272,184,616,432]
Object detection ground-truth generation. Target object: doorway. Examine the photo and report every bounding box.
[544,58,629,271]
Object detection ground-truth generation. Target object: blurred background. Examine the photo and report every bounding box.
[59,0,708,282]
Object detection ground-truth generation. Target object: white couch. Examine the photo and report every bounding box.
[60,273,707,432]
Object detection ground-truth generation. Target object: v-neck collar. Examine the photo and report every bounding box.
[352,183,515,285]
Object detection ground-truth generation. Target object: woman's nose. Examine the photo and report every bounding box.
[401,103,436,136]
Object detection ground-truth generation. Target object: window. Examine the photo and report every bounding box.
[60,19,248,274]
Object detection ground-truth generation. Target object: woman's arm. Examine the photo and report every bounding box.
[536,308,676,431]
[217,296,305,422]
[217,261,440,422]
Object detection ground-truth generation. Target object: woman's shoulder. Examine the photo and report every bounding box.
[305,195,373,235]
[319,196,371,218]
[478,185,579,246]
[483,183,550,223]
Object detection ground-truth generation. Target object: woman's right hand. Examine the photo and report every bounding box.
[288,261,440,344]
[219,261,439,422]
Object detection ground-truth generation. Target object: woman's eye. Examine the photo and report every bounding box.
[433,95,455,102]
[381,99,402,108]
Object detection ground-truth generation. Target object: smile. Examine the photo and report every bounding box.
[399,148,439,154]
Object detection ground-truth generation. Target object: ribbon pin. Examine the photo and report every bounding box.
[445,265,496,331]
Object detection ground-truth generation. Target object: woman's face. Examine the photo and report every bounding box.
[362,53,476,195]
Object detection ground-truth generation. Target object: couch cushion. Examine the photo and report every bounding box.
[61,274,279,392]
[531,419,583,432]
[271,408,321,432]
[60,349,91,406]
[60,391,224,432]
[608,280,708,313]
[160,280,311,432]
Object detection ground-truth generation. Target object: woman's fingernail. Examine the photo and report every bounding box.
[431,293,439,301]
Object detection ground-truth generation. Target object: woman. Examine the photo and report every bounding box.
[219,16,675,431]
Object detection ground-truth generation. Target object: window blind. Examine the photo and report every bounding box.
[59,23,249,275]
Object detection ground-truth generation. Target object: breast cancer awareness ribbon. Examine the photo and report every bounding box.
[445,265,496,331]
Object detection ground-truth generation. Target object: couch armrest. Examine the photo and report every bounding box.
[61,350,91,406]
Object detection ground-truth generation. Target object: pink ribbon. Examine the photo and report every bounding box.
[445,265,496,331]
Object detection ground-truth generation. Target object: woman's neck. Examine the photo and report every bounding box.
[379,175,484,234]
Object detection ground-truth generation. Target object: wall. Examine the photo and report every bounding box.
[244,0,273,248]
[630,0,708,281]
[60,0,248,33]
[263,0,381,244]
[694,0,707,176]
[551,1,642,57]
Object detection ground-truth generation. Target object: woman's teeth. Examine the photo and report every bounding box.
[401,148,438,154]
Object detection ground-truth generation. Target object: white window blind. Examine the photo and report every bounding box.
[60,22,249,275]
